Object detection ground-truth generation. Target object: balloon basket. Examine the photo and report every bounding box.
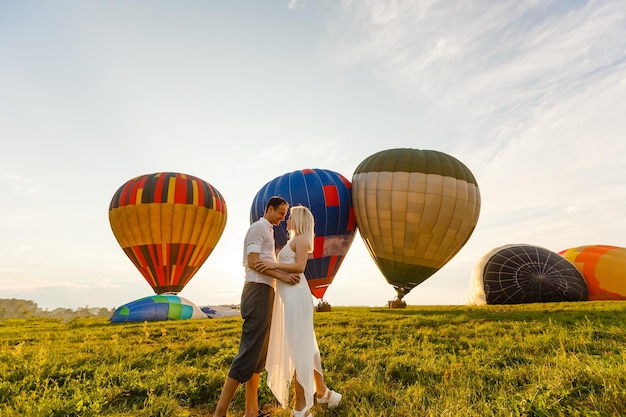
[316,300,332,312]
[388,298,406,309]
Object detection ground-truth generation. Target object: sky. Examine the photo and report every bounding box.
[1,0,625,311]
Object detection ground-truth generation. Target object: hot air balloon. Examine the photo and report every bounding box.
[110,294,207,323]
[199,305,241,318]
[250,168,356,305]
[559,245,626,300]
[468,244,588,305]
[109,172,227,294]
[352,148,481,304]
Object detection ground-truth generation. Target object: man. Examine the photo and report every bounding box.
[214,196,300,417]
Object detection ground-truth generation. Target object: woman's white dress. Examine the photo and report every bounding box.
[266,240,323,412]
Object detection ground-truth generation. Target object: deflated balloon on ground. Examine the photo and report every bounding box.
[559,245,626,301]
[110,294,207,323]
[469,244,589,305]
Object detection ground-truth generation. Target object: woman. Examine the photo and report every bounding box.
[255,206,342,417]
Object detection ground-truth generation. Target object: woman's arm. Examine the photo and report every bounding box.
[255,235,309,273]
[248,252,301,284]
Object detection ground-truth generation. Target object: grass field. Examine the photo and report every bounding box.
[1,301,625,417]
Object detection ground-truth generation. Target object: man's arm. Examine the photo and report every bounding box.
[254,237,308,274]
[248,252,300,285]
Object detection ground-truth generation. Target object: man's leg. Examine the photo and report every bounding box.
[244,286,274,417]
[217,283,273,417]
[213,376,240,417]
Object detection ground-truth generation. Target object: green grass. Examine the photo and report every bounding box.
[1,302,625,416]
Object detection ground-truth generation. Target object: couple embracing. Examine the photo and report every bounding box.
[213,197,342,417]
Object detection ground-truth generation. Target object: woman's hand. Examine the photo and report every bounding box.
[254,260,277,272]
[283,272,300,285]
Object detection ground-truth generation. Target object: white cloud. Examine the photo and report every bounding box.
[287,0,305,11]
[93,279,121,289]
[1,171,38,195]
[5,279,90,293]
[9,246,32,255]
[257,144,292,164]
[335,0,626,144]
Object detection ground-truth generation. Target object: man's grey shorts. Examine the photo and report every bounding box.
[228,282,275,383]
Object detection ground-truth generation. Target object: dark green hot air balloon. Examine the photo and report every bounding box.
[352,148,481,302]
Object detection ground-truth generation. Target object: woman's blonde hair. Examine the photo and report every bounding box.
[289,206,314,253]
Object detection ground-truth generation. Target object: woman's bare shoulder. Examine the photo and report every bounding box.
[290,234,307,249]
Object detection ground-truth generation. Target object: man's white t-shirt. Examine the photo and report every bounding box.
[242,217,277,287]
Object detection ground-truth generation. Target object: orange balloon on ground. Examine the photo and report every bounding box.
[559,245,626,300]
[109,172,227,294]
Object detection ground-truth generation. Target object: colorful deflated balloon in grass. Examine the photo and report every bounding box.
[109,172,227,294]
[352,148,481,301]
[110,295,207,323]
[559,245,626,300]
[468,244,589,305]
[250,168,356,300]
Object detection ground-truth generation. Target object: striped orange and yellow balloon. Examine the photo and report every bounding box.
[559,245,626,300]
[109,172,227,294]
[352,148,481,300]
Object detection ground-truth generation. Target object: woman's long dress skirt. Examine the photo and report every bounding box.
[266,243,323,412]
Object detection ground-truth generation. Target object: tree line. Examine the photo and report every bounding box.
[0,298,114,320]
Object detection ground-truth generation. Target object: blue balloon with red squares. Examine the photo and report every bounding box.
[250,168,357,300]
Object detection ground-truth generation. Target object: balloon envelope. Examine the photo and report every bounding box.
[109,172,227,294]
[110,295,207,323]
[250,168,356,299]
[559,245,626,300]
[469,244,589,305]
[352,148,481,300]
[200,305,241,318]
